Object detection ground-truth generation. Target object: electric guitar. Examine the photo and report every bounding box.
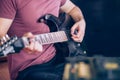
[0,13,85,57]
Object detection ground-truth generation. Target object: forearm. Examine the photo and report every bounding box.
[60,0,86,42]
[67,6,84,22]
[60,0,84,22]
[0,18,13,38]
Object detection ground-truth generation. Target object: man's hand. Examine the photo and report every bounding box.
[23,32,43,54]
[71,19,86,42]
[60,0,86,42]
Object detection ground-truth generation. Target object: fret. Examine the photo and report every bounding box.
[58,31,63,42]
[54,32,59,42]
[62,31,68,41]
[60,32,63,41]
[41,34,46,44]
[60,31,66,41]
[49,32,56,43]
[58,31,67,42]
[47,33,51,43]
[51,33,56,43]
[48,33,53,43]
[39,35,44,44]
[44,34,50,44]
[57,32,62,41]
[55,32,59,42]
[35,31,68,45]
[35,35,42,44]
[55,32,61,42]
[39,35,43,44]
[46,33,52,44]
[44,34,49,43]
[51,33,54,42]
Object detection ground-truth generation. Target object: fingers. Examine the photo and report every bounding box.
[24,41,43,54]
[23,32,43,54]
[23,32,34,38]
[34,41,43,52]
[24,40,43,54]
[71,20,85,42]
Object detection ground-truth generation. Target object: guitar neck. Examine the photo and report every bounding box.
[0,31,68,56]
[34,31,68,45]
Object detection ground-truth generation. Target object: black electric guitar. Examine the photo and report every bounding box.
[0,13,85,57]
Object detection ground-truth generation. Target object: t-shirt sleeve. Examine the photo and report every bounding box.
[60,0,67,6]
[0,0,17,19]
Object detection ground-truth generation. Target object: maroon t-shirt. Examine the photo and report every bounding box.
[0,0,67,80]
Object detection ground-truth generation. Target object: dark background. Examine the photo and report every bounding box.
[71,0,120,57]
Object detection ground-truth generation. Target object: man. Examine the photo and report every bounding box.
[0,0,86,80]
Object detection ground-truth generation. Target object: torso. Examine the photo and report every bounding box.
[7,0,62,80]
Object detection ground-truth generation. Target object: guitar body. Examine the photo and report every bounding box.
[38,13,85,59]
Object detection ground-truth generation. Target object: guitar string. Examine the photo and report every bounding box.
[34,31,68,45]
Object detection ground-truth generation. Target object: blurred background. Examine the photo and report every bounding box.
[71,0,120,57]
[0,1,120,80]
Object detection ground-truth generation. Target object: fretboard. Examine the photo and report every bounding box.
[34,31,68,45]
